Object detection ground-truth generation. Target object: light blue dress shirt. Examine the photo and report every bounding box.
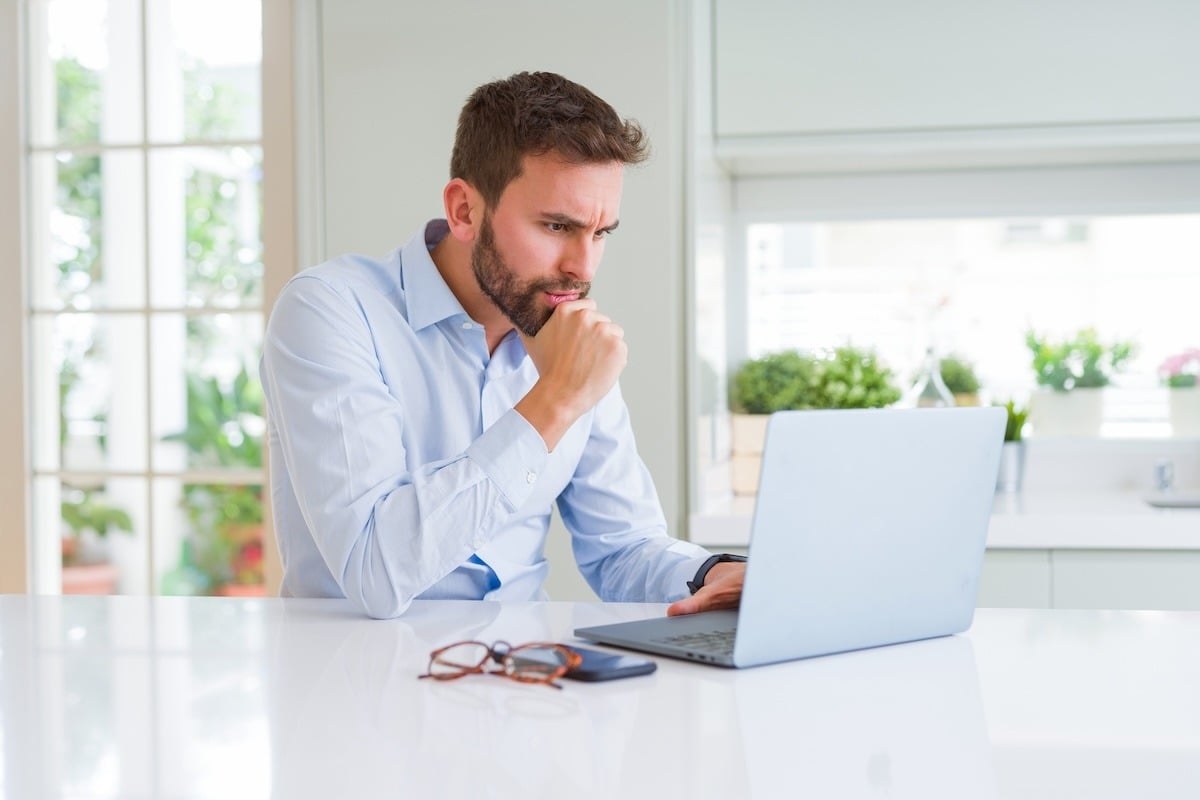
[261,220,711,618]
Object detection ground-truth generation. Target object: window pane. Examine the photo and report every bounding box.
[27,0,143,146]
[146,0,262,142]
[155,479,265,597]
[29,150,146,311]
[33,314,148,473]
[33,476,148,595]
[148,147,263,309]
[150,312,264,472]
[744,215,1200,436]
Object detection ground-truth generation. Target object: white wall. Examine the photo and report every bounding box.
[314,0,690,599]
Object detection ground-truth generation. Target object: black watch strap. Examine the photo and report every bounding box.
[687,553,748,594]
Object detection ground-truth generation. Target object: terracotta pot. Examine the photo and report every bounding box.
[62,563,118,595]
[216,583,267,597]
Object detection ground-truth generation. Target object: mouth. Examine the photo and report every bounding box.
[544,291,581,307]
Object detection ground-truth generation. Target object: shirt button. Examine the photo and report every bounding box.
[462,321,472,329]
[526,471,537,484]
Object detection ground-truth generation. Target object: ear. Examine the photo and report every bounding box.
[443,178,483,242]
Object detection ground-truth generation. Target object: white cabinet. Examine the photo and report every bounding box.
[979,549,1200,610]
[715,0,1200,138]
[712,0,1200,172]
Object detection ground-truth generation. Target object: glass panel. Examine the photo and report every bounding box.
[26,0,143,146]
[150,312,264,471]
[33,313,148,473]
[155,478,265,597]
[29,150,146,311]
[35,476,148,595]
[146,0,262,143]
[743,214,1200,437]
[147,147,263,309]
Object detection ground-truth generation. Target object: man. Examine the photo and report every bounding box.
[261,71,745,618]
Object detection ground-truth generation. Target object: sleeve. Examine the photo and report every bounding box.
[261,276,548,618]
[556,384,712,602]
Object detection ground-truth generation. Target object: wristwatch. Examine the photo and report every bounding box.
[687,553,748,595]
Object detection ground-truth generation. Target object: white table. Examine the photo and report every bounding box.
[2,595,1199,799]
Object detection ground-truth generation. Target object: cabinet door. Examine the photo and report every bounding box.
[978,550,1051,609]
[715,0,1200,138]
[1053,551,1200,611]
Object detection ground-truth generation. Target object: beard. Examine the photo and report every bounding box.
[471,214,590,337]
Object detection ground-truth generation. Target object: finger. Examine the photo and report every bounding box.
[666,595,702,617]
[558,297,597,313]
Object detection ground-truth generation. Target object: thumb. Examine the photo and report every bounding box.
[666,594,702,617]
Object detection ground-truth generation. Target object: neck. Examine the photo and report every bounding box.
[430,233,513,353]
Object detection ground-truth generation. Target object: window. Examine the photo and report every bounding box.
[744,214,1200,437]
[693,163,1200,510]
[24,0,267,596]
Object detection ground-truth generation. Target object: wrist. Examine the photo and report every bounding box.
[515,383,583,452]
[687,554,747,594]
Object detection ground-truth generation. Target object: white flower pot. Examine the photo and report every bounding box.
[1028,388,1104,437]
[1168,387,1200,437]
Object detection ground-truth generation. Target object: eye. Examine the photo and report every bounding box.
[594,229,612,240]
[546,222,569,233]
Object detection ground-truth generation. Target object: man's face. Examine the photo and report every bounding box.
[470,154,624,336]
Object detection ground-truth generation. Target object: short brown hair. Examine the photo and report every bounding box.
[450,71,649,206]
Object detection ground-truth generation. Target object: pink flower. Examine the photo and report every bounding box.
[1159,348,1200,387]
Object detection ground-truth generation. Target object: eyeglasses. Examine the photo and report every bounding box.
[418,640,583,689]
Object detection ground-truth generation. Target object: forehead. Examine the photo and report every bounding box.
[495,154,624,223]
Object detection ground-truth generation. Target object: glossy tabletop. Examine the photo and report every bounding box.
[2,595,1199,799]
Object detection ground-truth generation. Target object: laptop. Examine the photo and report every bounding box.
[574,407,1006,668]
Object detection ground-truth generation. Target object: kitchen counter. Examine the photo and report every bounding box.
[689,491,1200,549]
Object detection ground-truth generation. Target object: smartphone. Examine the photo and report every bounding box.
[562,644,656,682]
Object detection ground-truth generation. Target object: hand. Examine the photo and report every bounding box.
[666,561,745,617]
[517,298,627,450]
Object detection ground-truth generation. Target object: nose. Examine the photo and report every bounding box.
[559,235,602,283]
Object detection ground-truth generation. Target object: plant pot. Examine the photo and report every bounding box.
[216,583,266,597]
[1028,388,1104,437]
[730,414,770,496]
[1168,387,1200,436]
[62,562,119,595]
[953,393,980,407]
[995,441,1026,493]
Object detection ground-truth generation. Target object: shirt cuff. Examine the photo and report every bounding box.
[466,409,549,512]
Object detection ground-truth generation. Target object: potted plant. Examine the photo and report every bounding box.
[162,365,266,596]
[1025,328,1135,436]
[729,351,814,494]
[939,355,981,406]
[728,347,900,494]
[1159,348,1200,436]
[995,400,1029,493]
[60,486,133,594]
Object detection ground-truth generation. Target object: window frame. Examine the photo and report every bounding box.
[1,0,298,594]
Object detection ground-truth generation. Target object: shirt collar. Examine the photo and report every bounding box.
[402,219,471,331]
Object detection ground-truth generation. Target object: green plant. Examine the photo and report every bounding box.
[1025,328,1136,392]
[730,351,815,414]
[939,355,981,396]
[806,347,902,409]
[998,400,1029,443]
[163,364,265,592]
[732,347,902,412]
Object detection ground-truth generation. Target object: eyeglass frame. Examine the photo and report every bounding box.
[418,639,584,689]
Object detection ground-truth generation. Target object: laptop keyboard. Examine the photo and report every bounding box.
[654,628,737,657]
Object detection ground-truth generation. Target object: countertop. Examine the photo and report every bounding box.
[2,595,1199,799]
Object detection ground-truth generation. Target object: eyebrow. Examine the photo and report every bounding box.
[541,212,620,234]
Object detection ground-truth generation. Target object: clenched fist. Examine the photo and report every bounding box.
[516,298,627,450]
